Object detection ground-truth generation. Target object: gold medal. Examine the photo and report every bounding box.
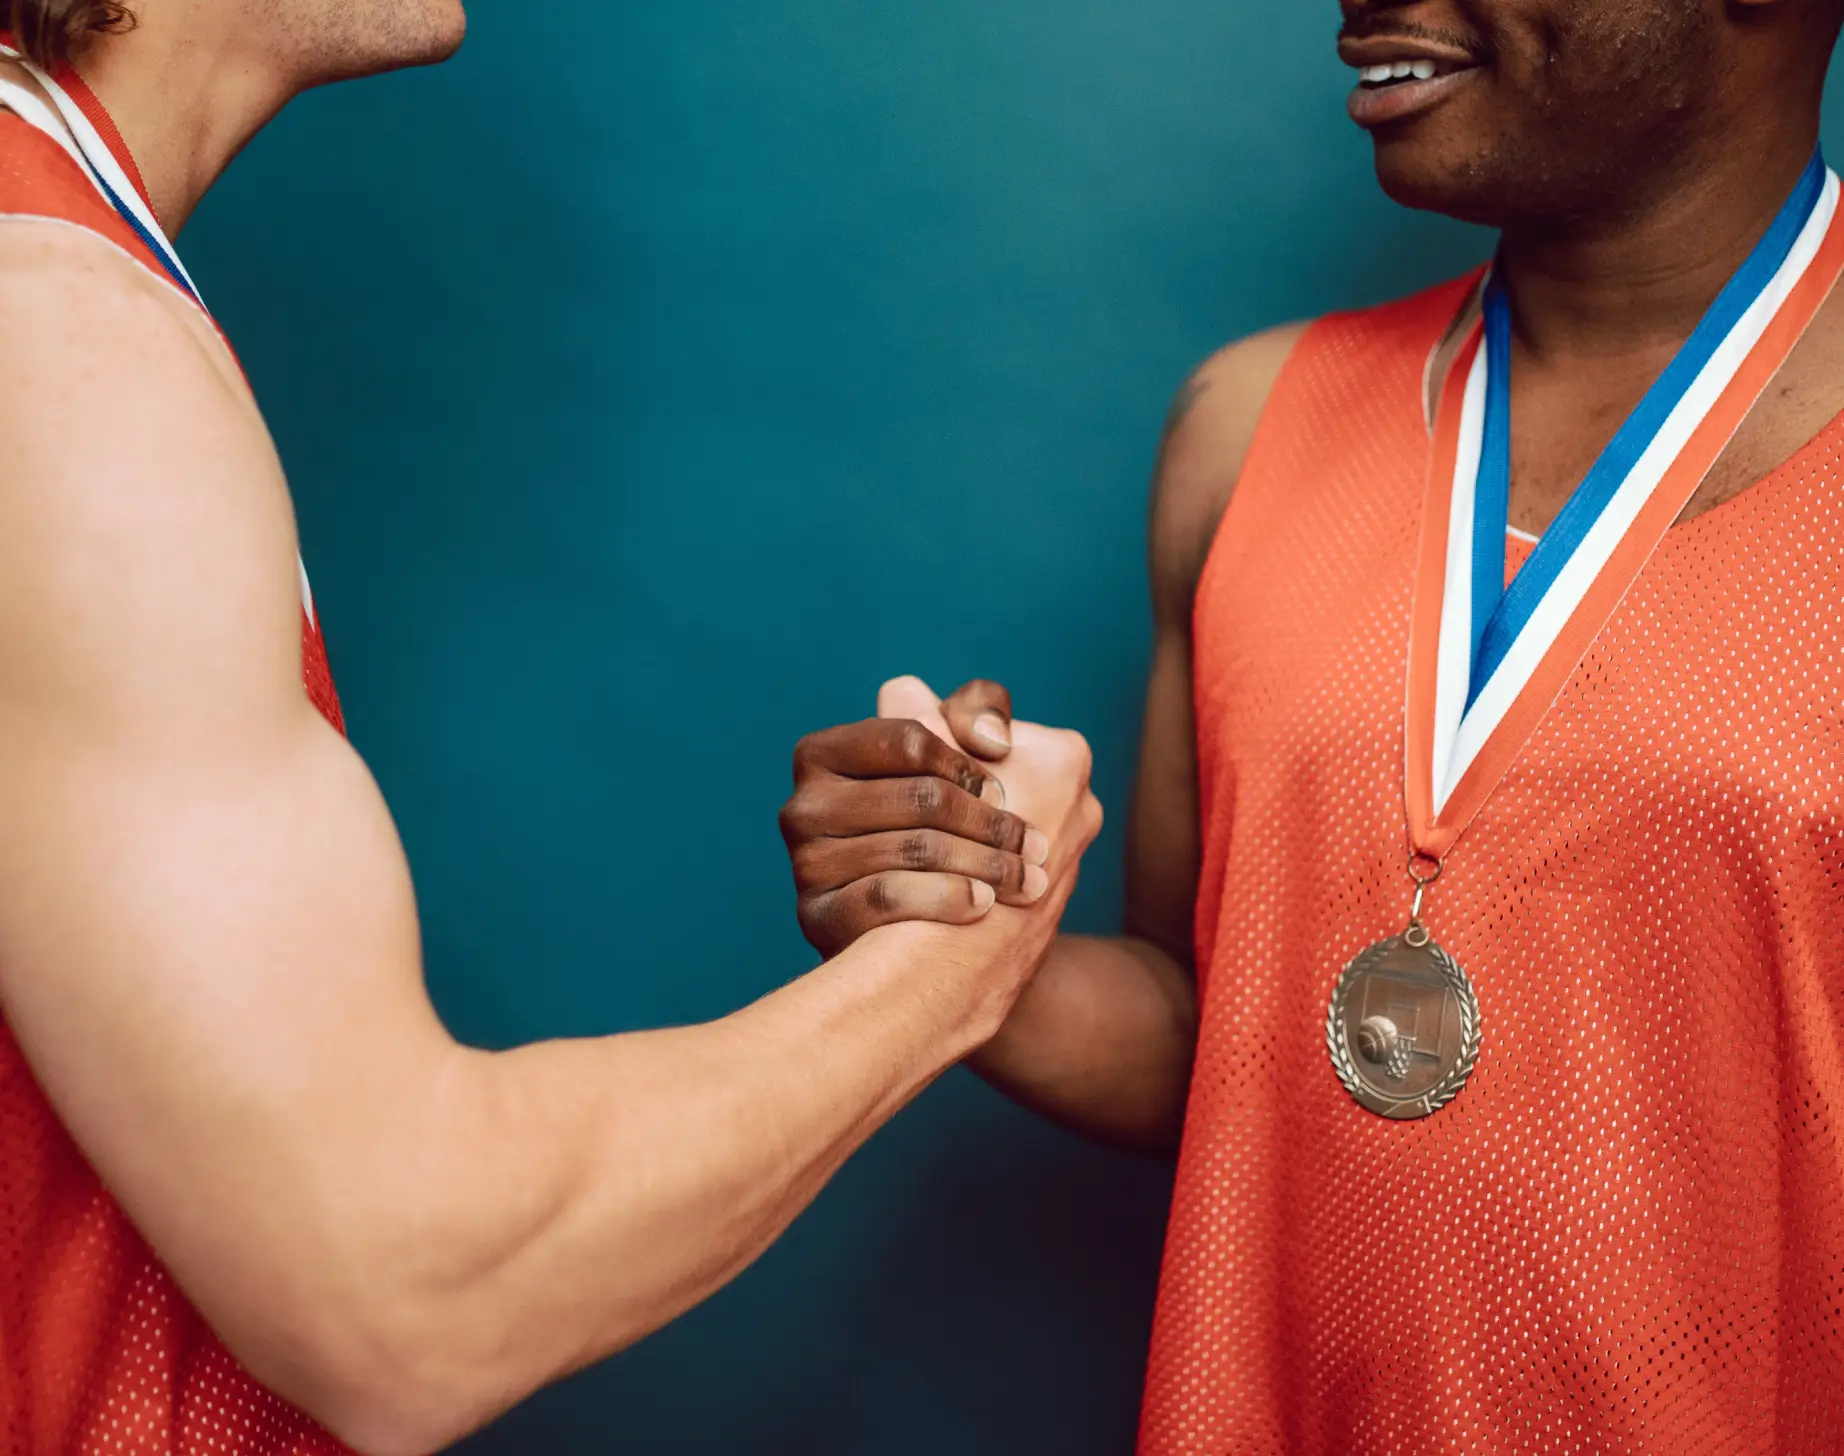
[1326,858,1481,1120]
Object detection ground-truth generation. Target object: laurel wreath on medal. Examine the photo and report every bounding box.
[1324,935,1482,1119]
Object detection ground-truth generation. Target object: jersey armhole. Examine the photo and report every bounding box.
[1188,320,1322,635]
[0,113,179,297]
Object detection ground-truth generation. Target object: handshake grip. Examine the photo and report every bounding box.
[875,676,1101,885]
[781,677,1104,961]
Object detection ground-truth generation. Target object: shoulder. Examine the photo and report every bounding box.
[0,217,244,394]
[1161,324,1313,485]
[0,220,301,725]
[0,219,279,557]
[1147,275,1482,618]
[1148,322,1310,620]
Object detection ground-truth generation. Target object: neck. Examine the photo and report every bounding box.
[69,18,297,234]
[1496,119,1822,366]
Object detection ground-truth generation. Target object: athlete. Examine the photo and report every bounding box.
[780,0,1844,1450]
[0,4,1104,1455]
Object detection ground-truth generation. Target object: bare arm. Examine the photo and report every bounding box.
[966,326,1306,1151]
[0,227,1103,1456]
[779,325,1305,1154]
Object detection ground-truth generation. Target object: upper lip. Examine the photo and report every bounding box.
[1337,35,1480,72]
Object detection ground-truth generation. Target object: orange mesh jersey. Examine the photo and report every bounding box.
[1141,276,1844,1454]
[0,87,349,1456]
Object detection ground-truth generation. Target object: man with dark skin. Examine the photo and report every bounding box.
[782,0,1844,1448]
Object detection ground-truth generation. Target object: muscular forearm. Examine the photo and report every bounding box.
[968,933,1197,1155]
[259,920,1016,1456]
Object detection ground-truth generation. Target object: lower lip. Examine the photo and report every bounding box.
[1347,70,1477,128]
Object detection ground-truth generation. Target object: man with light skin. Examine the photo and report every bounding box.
[0,4,1102,1454]
[785,0,1844,1449]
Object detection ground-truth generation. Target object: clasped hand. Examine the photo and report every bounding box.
[781,677,1102,959]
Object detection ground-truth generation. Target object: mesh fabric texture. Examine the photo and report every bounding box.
[1141,277,1844,1455]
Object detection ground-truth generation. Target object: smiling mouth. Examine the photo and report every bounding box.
[1355,57,1462,87]
[1340,45,1481,128]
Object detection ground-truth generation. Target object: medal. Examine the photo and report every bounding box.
[1329,150,1844,1119]
[1326,857,1480,1120]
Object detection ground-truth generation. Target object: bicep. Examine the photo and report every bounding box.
[1121,322,1307,965]
[0,718,438,1199]
[0,238,444,1349]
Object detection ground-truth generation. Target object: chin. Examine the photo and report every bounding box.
[422,2,468,64]
[381,1,467,71]
[1370,133,1519,230]
[304,1,468,86]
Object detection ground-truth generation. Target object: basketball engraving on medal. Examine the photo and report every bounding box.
[1326,932,1481,1120]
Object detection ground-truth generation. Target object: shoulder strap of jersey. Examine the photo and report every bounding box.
[0,111,173,280]
[0,49,350,737]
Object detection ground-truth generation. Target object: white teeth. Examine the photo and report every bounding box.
[1357,59,1442,85]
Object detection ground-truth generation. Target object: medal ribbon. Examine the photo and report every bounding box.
[1406,151,1844,861]
[0,39,199,299]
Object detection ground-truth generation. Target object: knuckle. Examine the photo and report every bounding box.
[906,775,947,817]
[788,839,825,882]
[791,732,823,776]
[985,811,1025,851]
[895,720,934,767]
[796,897,839,952]
[881,674,927,701]
[985,849,1019,888]
[966,678,1013,711]
[899,830,944,870]
[1046,729,1094,782]
[863,873,897,916]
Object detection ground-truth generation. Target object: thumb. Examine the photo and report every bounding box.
[941,679,1014,761]
[878,676,1005,808]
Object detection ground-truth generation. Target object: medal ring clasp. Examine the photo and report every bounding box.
[1405,853,1444,944]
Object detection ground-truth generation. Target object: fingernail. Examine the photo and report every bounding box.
[1023,829,1050,867]
[973,713,1011,752]
[1023,865,1049,902]
[970,881,997,913]
[980,777,1007,809]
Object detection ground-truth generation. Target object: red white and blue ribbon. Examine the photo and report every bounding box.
[0,41,199,299]
[1406,152,1844,860]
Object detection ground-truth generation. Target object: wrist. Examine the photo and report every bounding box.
[855,913,1048,1055]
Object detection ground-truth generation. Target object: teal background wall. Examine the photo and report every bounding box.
[182,3,1495,1451]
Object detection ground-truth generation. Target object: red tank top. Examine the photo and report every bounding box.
[0,61,349,1456]
[1139,277,1844,1453]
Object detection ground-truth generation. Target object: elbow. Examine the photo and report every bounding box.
[303,1377,484,1456]
[222,1284,516,1456]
